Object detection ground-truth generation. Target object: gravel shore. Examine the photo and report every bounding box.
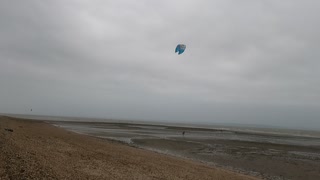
[0,116,257,180]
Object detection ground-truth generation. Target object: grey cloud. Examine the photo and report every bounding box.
[1,0,320,130]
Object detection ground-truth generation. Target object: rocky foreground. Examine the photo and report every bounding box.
[0,116,257,180]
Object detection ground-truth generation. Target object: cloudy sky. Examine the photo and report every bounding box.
[1,0,320,130]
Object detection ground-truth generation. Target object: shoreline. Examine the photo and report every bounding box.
[0,116,257,179]
[4,113,320,139]
[52,119,320,180]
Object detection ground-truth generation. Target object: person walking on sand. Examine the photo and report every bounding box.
[182,131,185,136]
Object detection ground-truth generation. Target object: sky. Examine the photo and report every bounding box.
[1,0,320,130]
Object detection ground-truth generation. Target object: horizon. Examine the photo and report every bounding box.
[3,113,320,132]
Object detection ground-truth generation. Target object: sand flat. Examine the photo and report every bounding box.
[0,116,257,180]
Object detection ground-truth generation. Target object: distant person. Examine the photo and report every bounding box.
[182,131,185,136]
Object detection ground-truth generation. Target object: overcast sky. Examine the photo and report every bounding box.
[1,0,320,130]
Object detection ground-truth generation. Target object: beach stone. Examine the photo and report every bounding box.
[4,128,13,132]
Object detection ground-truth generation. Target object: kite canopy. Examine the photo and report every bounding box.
[175,44,186,55]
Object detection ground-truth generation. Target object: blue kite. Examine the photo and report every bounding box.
[175,44,186,55]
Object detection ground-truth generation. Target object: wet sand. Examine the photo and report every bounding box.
[0,116,256,180]
[54,121,320,180]
[133,138,320,180]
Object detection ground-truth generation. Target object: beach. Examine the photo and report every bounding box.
[53,119,320,180]
[0,116,256,180]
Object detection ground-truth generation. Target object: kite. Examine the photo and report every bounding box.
[175,44,186,55]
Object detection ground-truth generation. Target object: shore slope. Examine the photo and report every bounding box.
[0,116,257,180]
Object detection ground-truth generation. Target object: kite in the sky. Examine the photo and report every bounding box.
[175,44,186,55]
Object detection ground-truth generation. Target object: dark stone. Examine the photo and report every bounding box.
[4,128,13,132]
